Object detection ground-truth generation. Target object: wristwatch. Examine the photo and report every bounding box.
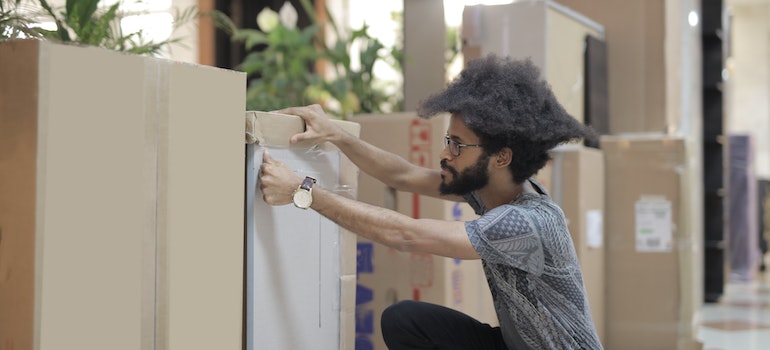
[292,176,317,209]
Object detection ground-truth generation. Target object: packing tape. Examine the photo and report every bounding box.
[141,58,164,350]
[247,110,361,196]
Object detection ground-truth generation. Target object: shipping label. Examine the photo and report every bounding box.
[634,197,673,252]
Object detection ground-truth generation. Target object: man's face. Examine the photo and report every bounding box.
[439,113,491,195]
[439,153,490,195]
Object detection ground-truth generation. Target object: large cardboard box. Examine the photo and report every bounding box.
[601,135,702,350]
[547,145,606,344]
[0,40,245,350]
[462,0,604,124]
[350,113,497,350]
[244,111,360,350]
[555,0,668,134]
[403,0,446,110]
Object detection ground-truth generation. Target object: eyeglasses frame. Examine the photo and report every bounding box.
[444,136,483,157]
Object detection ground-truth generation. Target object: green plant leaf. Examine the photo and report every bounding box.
[300,23,320,43]
[66,0,99,32]
[297,0,317,24]
[360,42,383,72]
[239,52,268,74]
[220,0,403,116]
[38,0,71,41]
[233,29,269,50]
[87,2,120,48]
[204,9,238,36]
[350,23,370,40]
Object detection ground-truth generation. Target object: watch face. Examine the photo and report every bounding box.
[293,189,313,208]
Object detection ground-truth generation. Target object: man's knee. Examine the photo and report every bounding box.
[381,300,426,348]
[381,300,420,329]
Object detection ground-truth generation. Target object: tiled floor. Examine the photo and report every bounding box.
[698,257,770,350]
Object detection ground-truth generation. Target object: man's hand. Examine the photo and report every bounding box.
[259,149,303,206]
[272,104,344,145]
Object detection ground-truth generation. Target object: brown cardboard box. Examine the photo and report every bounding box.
[350,112,498,350]
[556,0,668,134]
[244,111,360,350]
[601,135,701,350]
[403,0,446,110]
[462,0,604,124]
[0,40,245,350]
[548,145,606,344]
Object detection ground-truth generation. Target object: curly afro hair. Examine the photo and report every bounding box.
[417,54,596,183]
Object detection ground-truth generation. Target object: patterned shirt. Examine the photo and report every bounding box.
[464,180,603,350]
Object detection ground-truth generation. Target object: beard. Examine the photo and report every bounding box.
[439,153,491,196]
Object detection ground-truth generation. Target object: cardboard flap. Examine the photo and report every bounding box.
[245,111,360,147]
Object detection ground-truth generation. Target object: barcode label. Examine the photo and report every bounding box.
[635,198,673,252]
[644,237,661,247]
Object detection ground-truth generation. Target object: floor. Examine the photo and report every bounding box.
[698,256,770,350]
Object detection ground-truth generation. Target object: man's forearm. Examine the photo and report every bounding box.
[308,185,479,259]
[310,184,412,250]
[332,131,423,191]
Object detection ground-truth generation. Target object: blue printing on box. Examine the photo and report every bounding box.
[357,242,374,274]
[453,203,464,266]
[355,306,374,334]
[355,335,374,350]
[452,202,463,221]
[356,283,373,305]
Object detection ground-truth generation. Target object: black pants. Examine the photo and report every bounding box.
[381,300,508,350]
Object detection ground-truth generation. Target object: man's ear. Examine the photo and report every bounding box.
[494,148,513,168]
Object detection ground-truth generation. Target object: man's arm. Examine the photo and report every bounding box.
[312,186,479,259]
[274,105,461,201]
[259,149,479,259]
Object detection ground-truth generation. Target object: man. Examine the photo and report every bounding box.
[259,54,603,349]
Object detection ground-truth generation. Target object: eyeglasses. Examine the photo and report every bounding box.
[444,136,483,157]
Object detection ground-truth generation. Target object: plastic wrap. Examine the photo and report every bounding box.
[244,111,360,350]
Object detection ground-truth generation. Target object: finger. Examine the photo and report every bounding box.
[263,148,272,163]
[262,149,283,167]
[272,105,310,118]
[290,132,308,145]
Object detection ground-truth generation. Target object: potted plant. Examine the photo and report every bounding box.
[1,0,195,56]
[1,0,39,39]
[210,0,403,118]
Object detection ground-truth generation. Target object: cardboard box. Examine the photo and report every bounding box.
[547,145,606,344]
[244,111,360,350]
[0,40,245,350]
[403,0,446,110]
[601,135,702,350]
[350,112,498,350]
[462,0,604,124]
[555,0,668,134]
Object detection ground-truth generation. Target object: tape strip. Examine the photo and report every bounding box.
[245,112,257,144]
[141,58,161,350]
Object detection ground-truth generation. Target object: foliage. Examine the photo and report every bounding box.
[446,25,461,66]
[1,0,196,57]
[210,0,403,118]
[1,0,39,39]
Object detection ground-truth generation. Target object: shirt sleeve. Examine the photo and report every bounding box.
[465,204,545,275]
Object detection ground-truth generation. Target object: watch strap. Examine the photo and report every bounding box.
[300,176,316,191]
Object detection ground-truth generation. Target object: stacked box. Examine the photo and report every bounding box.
[462,0,604,124]
[350,113,498,350]
[244,111,360,350]
[403,0,446,110]
[601,135,703,350]
[0,40,245,350]
[556,0,670,134]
